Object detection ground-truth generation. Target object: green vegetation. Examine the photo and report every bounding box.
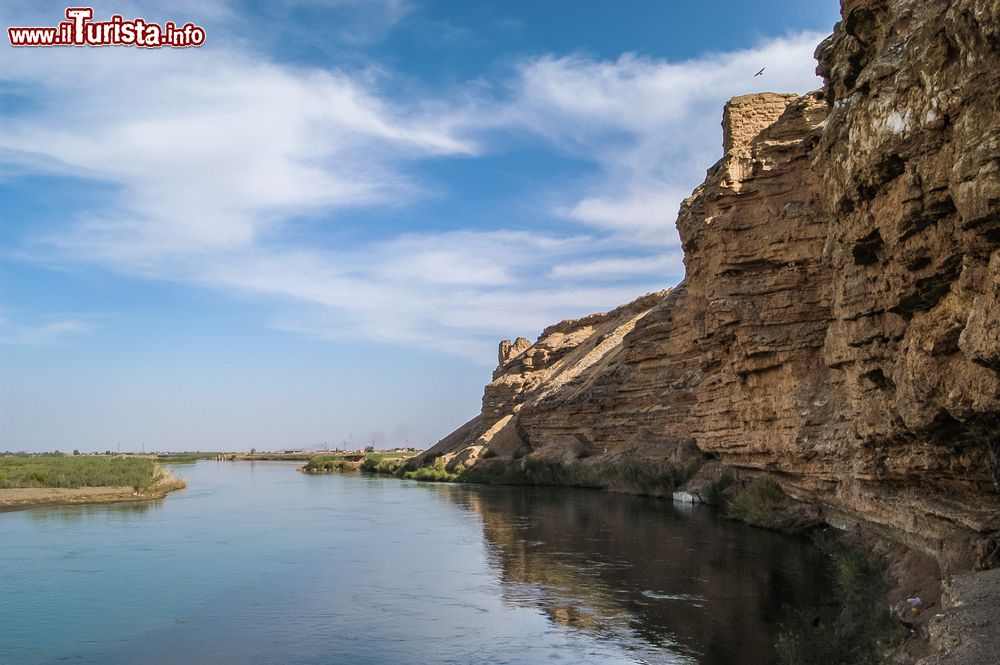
[726,477,786,527]
[303,455,357,473]
[402,457,459,482]
[701,473,735,506]
[363,451,412,462]
[520,458,602,487]
[460,455,702,496]
[396,448,703,496]
[360,455,406,475]
[603,457,702,496]
[776,546,895,665]
[0,455,160,491]
[775,627,842,665]
[303,451,413,474]
[462,457,577,486]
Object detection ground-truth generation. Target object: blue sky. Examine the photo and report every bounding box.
[0,0,840,452]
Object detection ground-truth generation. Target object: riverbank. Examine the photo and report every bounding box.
[299,452,412,475]
[0,472,186,512]
[429,444,1000,664]
[0,461,838,664]
[922,568,1000,665]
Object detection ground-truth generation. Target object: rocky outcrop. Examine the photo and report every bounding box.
[924,567,1000,665]
[418,0,1000,582]
[806,0,1000,573]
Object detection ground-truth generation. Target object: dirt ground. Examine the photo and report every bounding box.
[921,567,1000,665]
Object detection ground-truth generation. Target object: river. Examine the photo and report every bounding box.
[0,461,832,664]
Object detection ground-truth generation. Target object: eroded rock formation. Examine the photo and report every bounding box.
[417,0,1000,578]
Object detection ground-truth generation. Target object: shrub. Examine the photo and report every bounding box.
[776,624,842,665]
[701,473,735,506]
[602,457,703,496]
[303,455,355,473]
[360,455,405,475]
[403,466,459,482]
[402,456,459,482]
[831,549,885,608]
[776,547,894,665]
[727,477,786,526]
[459,455,703,496]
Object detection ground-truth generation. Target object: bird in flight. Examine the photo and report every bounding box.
[754,67,765,77]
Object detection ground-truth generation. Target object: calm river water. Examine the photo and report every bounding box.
[0,461,832,664]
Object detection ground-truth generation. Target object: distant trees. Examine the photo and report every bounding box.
[364,445,375,453]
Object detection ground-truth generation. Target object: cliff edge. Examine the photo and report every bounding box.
[414,1,1000,656]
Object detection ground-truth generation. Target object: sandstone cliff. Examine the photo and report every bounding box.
[417,0,1000,587]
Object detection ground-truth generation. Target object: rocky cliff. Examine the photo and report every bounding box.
[417,0,1000,585]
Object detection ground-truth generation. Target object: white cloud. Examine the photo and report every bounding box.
[555,187,691,239]
[0,19,827,365]
[503,33,826,241]
[1,45,474,253]
[41,228,642,362]
[549,252,684,281]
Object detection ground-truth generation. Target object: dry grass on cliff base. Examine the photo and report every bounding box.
[721,477,824,533]
[456,454,702,497]
[445,430,707,495]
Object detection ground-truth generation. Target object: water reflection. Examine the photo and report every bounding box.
[1,464,833,665]
[439,484,832,665]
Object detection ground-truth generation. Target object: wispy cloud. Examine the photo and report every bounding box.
[549,252,685,281]
[501,33,826,242]
[274,0,413,44]
[2,45,474,251]
[0,4,825,365]
[0,315,92,346]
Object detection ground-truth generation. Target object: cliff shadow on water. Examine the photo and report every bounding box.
[433,483,839,665]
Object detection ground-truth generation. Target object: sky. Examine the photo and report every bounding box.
[0,0,841,453]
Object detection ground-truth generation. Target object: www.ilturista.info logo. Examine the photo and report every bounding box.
[8,7,206,48]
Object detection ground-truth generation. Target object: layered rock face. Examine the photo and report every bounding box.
[806,0,1000,570]
[420,0,1000,574]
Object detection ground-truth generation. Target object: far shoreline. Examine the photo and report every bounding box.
[0,472,187,513]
